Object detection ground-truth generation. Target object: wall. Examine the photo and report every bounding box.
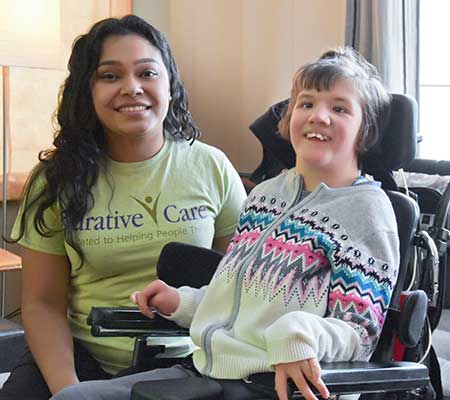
[1,0,131,319]
[134,0,346,173]
[133,0,170,35]
[3,0,132,179]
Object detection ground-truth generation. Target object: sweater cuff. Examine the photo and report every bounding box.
[266,337,317,366]
[164,286,200,328]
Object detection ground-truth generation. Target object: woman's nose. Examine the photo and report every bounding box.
[120,86,144,97]
[120,78,143,98]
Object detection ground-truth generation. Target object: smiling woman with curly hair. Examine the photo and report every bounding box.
[0,15,246,400]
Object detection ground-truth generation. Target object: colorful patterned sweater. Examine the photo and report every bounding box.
[169,169,400,379]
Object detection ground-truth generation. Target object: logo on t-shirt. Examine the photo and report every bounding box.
[130,193,160,225]
[73,192,209,232]
[131,192,208,225]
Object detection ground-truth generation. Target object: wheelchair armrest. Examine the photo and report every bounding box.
[249,361,429,396]
[87,307,189,338]
[130,362,429,399]
[397,290,428,347]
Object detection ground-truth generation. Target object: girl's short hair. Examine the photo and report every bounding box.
[278,47,390,160]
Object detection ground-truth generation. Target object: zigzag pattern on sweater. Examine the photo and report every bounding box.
[218,199,395,339]
[294,212,395,324]
[217,202,282,281]
[243,224,333,307]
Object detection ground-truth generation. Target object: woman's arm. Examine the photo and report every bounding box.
[21,247,77,395]
[212,234,232,253]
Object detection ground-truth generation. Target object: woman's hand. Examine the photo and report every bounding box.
[130,279,180,319]
[274,358,329,400]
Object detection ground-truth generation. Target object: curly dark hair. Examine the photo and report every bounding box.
[11,15,201,265]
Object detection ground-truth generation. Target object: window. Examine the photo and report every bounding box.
[419,0,450,160]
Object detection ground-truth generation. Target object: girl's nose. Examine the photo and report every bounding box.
[308,107,331,126]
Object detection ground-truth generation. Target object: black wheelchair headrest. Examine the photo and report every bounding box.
[249,93,418,174]
[364,94,418,171]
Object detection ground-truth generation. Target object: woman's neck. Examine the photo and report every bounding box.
[106,135,165,163]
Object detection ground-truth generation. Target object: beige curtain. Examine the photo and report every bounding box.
[345,0,419,101]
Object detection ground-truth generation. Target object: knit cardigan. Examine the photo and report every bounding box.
[169,169,400,379]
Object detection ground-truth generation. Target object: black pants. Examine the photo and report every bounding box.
[0,340,112,400]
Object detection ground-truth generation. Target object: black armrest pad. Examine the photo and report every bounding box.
[250,361,429,395]
[398,290,428,347]
[87,307,189,337]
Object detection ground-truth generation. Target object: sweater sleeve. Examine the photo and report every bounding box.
[264,311,361,364]
[327,229,400,359]
[164,285,207,328]
[264,229,399,365]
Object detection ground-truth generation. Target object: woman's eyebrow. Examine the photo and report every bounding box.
[97,58,161,67]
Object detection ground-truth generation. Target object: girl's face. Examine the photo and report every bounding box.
[91,34,171,159]
[289,78,363,178]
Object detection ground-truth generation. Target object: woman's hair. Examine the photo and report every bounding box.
[278,47,390,161]
[11,15,201,265]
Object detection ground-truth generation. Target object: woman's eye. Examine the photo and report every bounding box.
[300,102,313,109]
[99,72,118,81]
[142,70,158,78]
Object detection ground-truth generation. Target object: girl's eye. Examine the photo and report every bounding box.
[334,106,346,113]
[300,102,313,109]
[142,70,159,78]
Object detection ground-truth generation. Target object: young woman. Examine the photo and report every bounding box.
[0,15,246,400]
[50,48,399,400]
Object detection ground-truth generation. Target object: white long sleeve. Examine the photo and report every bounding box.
[165,285,207,328]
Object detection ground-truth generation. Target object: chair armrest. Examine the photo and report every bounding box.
[130,362,429,399]
[249,361,429,396]
[87,307,189,338]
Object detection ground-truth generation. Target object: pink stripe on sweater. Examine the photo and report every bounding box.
[264,237,329,268]
[329,291,385,325]
[233,231,260,244]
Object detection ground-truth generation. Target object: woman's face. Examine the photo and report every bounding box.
[91,34,171,158]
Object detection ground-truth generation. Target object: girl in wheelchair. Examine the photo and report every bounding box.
[52,47,399,400]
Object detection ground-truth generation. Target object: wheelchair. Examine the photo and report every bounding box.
[88,94,450,399]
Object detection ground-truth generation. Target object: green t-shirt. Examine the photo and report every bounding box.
[12,138,247,374]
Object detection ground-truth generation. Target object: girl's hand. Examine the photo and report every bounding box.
[130,279,180,319]
[274,358,329,400]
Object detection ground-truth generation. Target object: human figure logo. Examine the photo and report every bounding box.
[130,193,161,225]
